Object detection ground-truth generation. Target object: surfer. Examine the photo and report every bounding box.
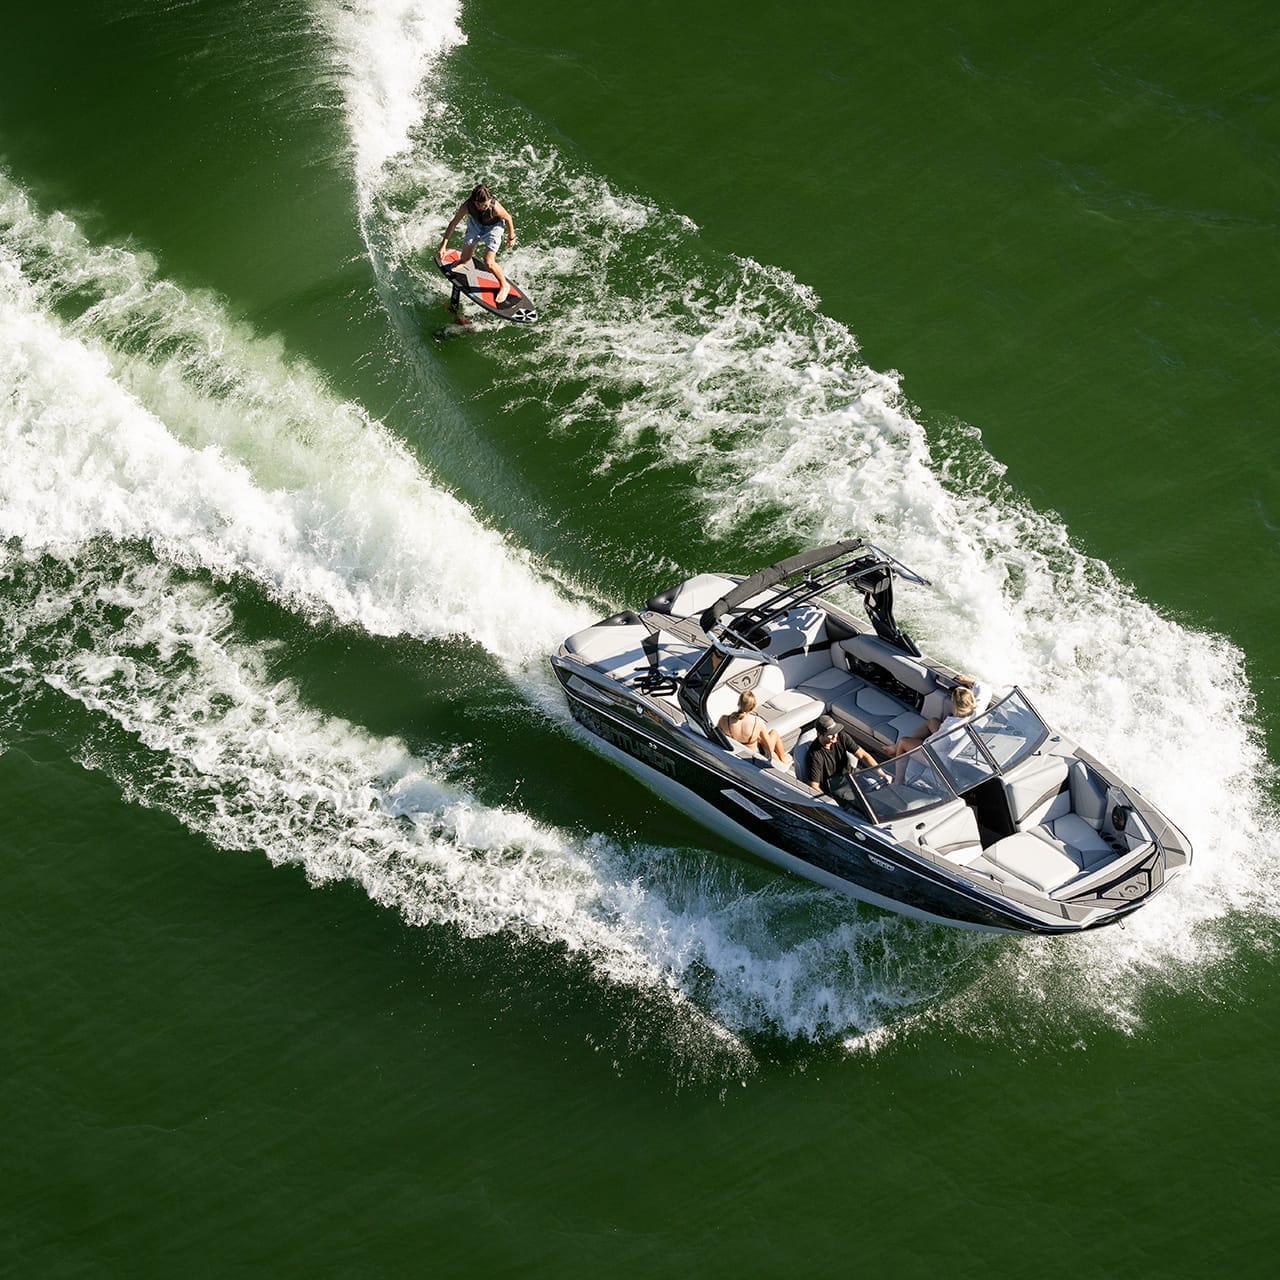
[438,184,518,305]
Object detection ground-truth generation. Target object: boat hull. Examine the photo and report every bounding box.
[556,672,1149,934]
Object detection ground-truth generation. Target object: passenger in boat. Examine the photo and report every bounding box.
[802,714,882,795]
[718,690,792,766]
[888,675,991,758]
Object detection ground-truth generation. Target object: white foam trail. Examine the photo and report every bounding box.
[320,6,1280,1035]
[0,173,589,672]
[548,271,1275,1022]
[1,172,983,1049]
[314,0,466,208]
[0,539,977,1046]
[0,545,662,981]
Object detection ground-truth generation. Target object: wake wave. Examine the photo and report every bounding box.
[316,0,466,206]
[0,172,586,670]
[1,169,987,1051]
[4,0,1268,1052]
[321,0,1280,1036]
[0,540,980,1048]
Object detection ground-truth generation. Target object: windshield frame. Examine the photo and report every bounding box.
[836,688,1051,822]
[959,687,1051,773]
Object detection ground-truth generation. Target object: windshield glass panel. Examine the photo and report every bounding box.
[927,722,999,793]
[830,754,956,822]
[970,689,1049,769]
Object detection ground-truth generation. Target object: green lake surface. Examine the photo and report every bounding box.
[2,1,1279,1275]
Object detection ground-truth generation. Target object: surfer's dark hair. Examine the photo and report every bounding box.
[471,184,493,205]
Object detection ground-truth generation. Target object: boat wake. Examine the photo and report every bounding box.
[322,0,1280,1045]
[2,169,996,1067]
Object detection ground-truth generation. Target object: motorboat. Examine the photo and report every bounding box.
[550,541,1191,933]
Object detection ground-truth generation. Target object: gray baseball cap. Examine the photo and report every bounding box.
[816,714,840,736]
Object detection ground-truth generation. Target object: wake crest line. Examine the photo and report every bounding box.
[0,167,588,672]
[318,0,1280,1030]
[2,170,996,1051]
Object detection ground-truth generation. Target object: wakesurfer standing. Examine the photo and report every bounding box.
[438,183,518,305]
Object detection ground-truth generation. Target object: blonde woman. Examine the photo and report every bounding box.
[717,690,792,766]
[438,183,518,303]
[890,675,990,758]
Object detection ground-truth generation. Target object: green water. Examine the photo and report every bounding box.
[3,1,1279,1275]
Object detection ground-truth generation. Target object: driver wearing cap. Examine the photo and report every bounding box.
[802,714,881,795]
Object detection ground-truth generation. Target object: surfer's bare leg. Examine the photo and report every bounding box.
[483,247,512,304]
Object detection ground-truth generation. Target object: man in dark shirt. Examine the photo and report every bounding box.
[802,714,881,795]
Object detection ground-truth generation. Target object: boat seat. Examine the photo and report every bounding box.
[760,604,828,658]
[562,622,652,677]
[1035,762,1130,866]
[646,573,738,618]
[822,681,927,750]
[1069,760,1108,826]
[704,659,777,723]
[920,687,953,723]
[792,733,814,780]
[783,648,846,686]
[809,635,934,748]
[1038,813,1114,867]
[795,663,869,733]
[917,803,984,864]
[985,830,1083,894]
[837,634,940,703]
[1001,754,1070,828]
[796,663,859,698]
[756,689,825,744]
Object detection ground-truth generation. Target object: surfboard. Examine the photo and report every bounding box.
[434,249,538,325]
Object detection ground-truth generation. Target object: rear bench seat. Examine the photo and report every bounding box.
[562,621,650,675]
[562,620,700,685]
[787,632,944,752]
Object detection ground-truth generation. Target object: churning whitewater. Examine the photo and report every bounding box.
[1,0,1274,1053]
[1,170,992,1046]
[321,0,1280,1030]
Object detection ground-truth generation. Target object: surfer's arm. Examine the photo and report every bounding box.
[496,201,517,247]
[438,202,468,251]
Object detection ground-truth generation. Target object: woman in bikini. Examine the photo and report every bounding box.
[717,690,791,766]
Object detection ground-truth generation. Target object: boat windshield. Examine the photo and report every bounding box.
[922,688,1051,795]
[926,721,999,793]
[833,689,1051,822]
[832,755,956,823]
[967,688,1049,769]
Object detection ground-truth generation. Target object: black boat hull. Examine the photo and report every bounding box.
[555,672,1138,934]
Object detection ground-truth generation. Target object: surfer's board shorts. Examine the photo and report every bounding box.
[464,216,504,253]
